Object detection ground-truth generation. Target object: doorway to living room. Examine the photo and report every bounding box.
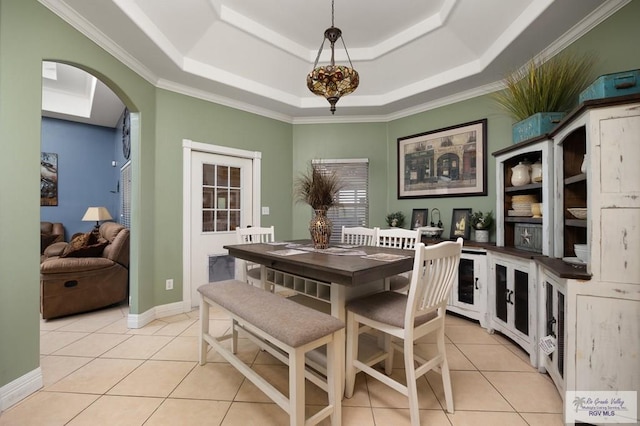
[40,62,134,316]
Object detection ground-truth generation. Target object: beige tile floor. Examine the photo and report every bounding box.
[1,303,564,425]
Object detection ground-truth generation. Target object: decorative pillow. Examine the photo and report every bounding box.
[40,233,59,254]
[61,232,108,258]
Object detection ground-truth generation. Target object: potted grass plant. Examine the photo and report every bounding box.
[294,163,342,249]
[492,51,595,143]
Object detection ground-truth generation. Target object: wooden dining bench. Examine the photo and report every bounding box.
[198,280,345,426]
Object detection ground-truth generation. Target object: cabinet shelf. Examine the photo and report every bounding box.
[495,147,548,254]
[505,217,542,224]
[565,219,587,228]
[564,173,586,185]
[505,182,543,193]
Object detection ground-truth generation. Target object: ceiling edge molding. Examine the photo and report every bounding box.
[220,4,311,60]
[39,0,159,86]
[218,0,457,63]
[537,0,631,59]
[182,57,301,107]
[112,0,185,66]
[156,78,295,124]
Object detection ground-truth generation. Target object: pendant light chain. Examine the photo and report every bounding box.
[331,0,335,27]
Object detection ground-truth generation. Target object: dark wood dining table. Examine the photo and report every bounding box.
[225,240,414,292]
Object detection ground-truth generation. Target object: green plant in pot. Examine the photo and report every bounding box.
[294,164,342,249]
[385,211,405,228]
[470,210,493,243]
[492,51,595,143]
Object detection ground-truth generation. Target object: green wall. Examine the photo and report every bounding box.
[0,0,293,392]
[386,96,509,239]
[153,90,293,305]
[292,123,388,236]
[1,0,638,403]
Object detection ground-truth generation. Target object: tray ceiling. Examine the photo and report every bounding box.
[39,0,624,123]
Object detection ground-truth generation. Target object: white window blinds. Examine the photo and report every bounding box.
[120,161,131,228]
[312,159,369,244]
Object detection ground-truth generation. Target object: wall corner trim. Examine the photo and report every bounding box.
[0,368,43,411]
[126,301,187,329]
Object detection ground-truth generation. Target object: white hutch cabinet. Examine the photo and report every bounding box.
[541,99,640,404]
[493,96,640,408]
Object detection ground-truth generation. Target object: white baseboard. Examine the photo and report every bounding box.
[127,301,190,329]
[0,368,43,411]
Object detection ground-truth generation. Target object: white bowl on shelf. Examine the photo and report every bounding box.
[567,208,587,220]
[574,244,589,263]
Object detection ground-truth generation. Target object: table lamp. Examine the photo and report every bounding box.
[82,206,113,230]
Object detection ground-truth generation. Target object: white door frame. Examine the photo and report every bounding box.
[182,139,261,310]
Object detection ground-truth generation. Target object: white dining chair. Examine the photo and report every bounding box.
[341,226,377,246]
[345,238,463,426]
[375,227,421,292]
[235,226,275,291]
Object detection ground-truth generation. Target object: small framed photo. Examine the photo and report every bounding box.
[450,208,471,239]
[410,208,428,229]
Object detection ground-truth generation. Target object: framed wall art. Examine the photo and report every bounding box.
[41,152,58,206]
[410,208,428,229]
[450,208,471,240]
[397,119,487,199]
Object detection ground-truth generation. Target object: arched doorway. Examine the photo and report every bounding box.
[40,61,134,316]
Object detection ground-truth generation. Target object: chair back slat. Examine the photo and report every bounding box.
[236,226,275,244]
[341,226,377,246]
[376,227,421,250]
[406,238,463,326]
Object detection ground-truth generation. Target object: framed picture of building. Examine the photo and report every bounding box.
[41,152,58,206]
[397,119,487,198]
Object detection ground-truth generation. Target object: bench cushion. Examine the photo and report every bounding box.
[198,280,344,348]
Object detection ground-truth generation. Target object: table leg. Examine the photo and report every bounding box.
[330,284,346,395]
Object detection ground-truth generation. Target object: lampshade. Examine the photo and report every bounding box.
[82,206,112,223]
[306,0,359,114]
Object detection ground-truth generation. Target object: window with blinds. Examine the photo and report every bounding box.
[312,159,369,244]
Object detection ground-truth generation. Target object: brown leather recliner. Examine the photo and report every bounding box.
[40,221,65,255]
[40,222,130,320]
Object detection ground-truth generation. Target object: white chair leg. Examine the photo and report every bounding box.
[344,313,358,398]
[231,318,238,354]
[384,333,393,375]
[404,339,420,426]
[327,332,342,426]
[438,328,454,413]
[199,295,209,365]
[289,348,305,426]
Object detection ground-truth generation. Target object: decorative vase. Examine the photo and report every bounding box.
[580,154,587,174]
[474,228,489,243]
[309,209,332,249]
[530,160,543,183]
[511,162,531,186]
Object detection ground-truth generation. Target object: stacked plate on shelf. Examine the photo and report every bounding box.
[508,194,539,217]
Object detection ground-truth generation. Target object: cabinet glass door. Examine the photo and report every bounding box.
[545,282,555,360]
[514,269,529,335]
[458,258,475,304]
[557,290,565,378]
[495,264,508,322]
